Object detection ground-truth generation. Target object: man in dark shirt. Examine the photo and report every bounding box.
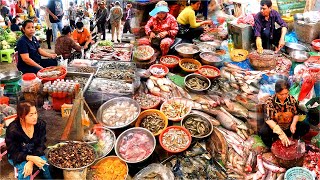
[46,0,64,42]
[96,1,108,40]
[254,0,287,53]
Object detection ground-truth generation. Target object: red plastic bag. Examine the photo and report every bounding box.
[299,76,316,101]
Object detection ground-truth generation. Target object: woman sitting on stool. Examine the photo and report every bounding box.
[5,101,52,179]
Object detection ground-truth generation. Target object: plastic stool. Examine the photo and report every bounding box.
[0,49,15,63]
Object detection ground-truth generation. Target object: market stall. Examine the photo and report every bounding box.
[1,0,320,179]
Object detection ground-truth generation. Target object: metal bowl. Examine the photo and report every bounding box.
[196,42,216,53]
[175,43,200,58]
[83,127,116,160]
[0,71,22,83]
[289,50,310,62]
[199,52,223,67]
[47,141,96,170]
[285,42,310,54]
[97,97,141,129]
[134,45,155,61]
[184,73,211,92]
[181,113,213,139]
[115,127,156,163]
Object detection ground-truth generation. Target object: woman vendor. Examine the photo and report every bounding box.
[55,26,82,59]
[17,20,58,74]
[259,79,310,147]
[5,101,52,179]
[143,1,178,56]
[176,0,212,42]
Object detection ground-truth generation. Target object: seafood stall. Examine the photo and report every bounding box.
[4,20,320,180]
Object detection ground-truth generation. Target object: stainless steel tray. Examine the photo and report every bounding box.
[88,78,134,94]
[69,59,99,67]
[65,72,94,93]
[67,66,99,76]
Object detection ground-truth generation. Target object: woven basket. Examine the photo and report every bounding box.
[284,167,314,180]
[230,49,249,62]
[248,50,277,70]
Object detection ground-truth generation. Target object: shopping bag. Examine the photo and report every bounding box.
[290,82,301,100]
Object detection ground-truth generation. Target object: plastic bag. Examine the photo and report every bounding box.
[285,31,298,43]
[299,87,316,112]
[290,82,301,100]
[299,77,316,101]
[133,163,174,180]
[311,132,320,148]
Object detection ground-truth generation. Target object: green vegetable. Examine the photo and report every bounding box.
[98,40,113,47]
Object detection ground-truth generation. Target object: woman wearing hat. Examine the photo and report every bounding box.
[144,1,178,56]
[177,0,212,42]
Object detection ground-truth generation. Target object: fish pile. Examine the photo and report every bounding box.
[183,115,211,137]
[119,131,154,162]
[102,101,139,127]
[210,126,287,179]
[161,128,190,152]
[181,62,199,70]
[163,143,225,179]
[186,77,209,90]
[201,53,221,62]
[96,69,135,82]
[141,113,165,134]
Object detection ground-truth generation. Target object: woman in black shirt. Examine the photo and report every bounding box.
[5,101,52,179]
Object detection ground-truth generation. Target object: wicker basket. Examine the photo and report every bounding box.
[248,50,277,70]
[230,49,248,62]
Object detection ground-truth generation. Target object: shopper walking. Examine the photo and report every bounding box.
[46,0,64,42]
[108,1,122,42]
[123,3,132,34]
[68,2,77,30]
[96,1,108,40]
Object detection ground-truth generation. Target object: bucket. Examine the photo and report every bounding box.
[63,168,87,180]
[284,167,315,180]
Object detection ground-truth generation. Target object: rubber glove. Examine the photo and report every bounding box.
[256,37,263,54]
[273,125,291,147]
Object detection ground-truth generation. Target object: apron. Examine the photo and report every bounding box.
[275,111,294,130]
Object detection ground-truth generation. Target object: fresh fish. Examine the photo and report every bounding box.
[224,99,249,118]
[220,107,248,130]
[217,127,245,143]
[253,171,263,180]
[191,110,220,126]
[276,173,284,180]
[184,142,207,157]
[220,68,236,82]
[262,161,286,173]
[216,111,237,131]
[245,151,254,172]
[257,154,265,175]
[240,83,259,94]
[231,144,245,157]
[236,95,257,111]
